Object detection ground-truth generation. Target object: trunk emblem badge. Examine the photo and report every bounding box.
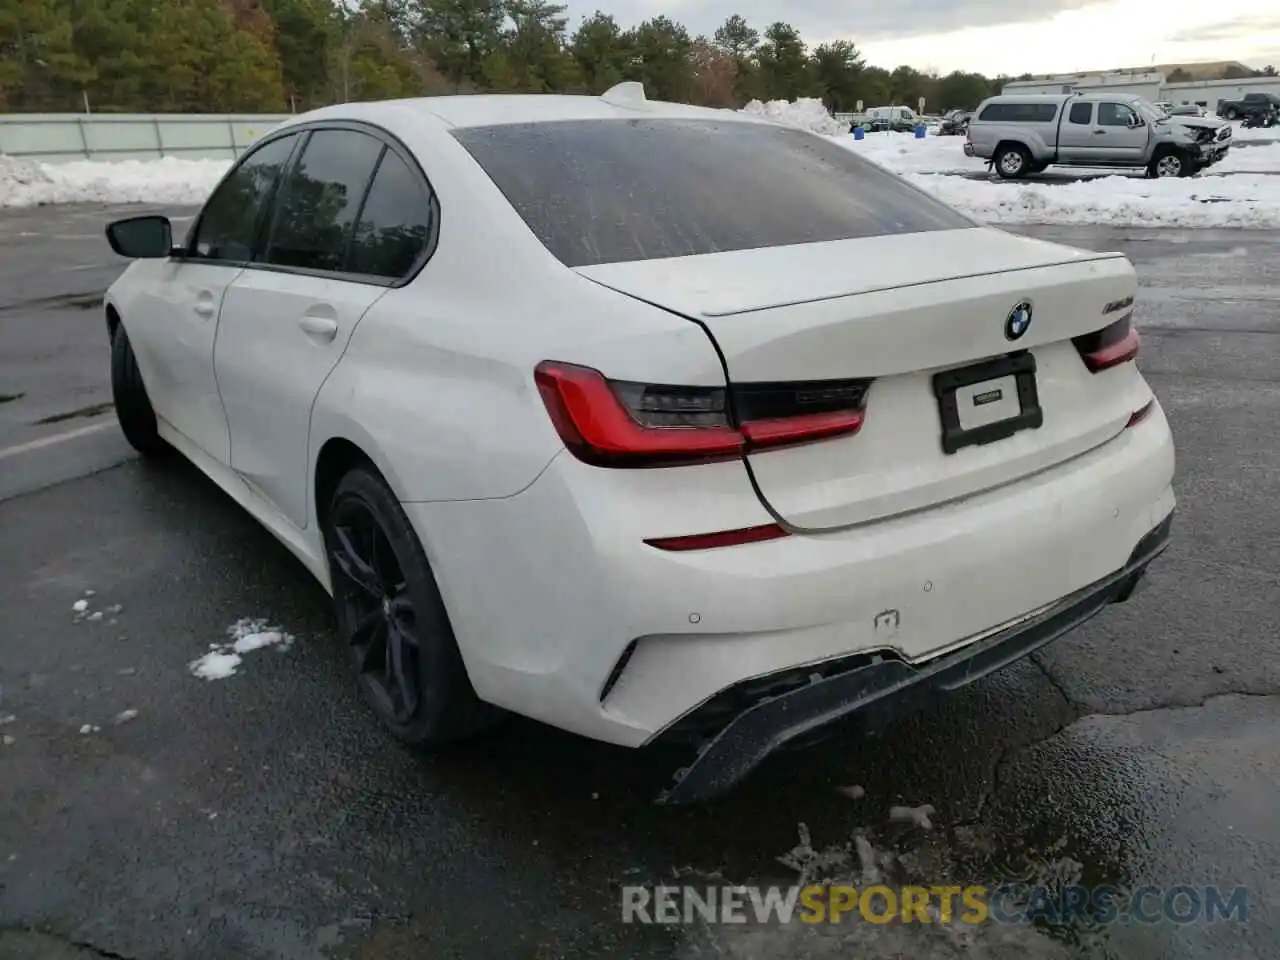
[1005,301,1033,341]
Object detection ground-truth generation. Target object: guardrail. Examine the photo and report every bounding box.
[0,114,292,162]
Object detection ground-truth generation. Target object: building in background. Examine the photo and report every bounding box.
[1001,68,1280,113]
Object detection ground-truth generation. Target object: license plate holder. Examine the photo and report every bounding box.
[933,352,1043,455]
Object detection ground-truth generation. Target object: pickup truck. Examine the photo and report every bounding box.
[965,92,1232,179]
[1216,93,1280,124]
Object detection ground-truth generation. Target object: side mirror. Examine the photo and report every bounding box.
[105,215,175,259]
[1128,115,1144,128]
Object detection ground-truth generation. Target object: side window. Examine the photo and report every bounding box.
[189,134,298,262]
[1069,102,1093,124]
[978,102,1060,122]
[347,150,438,280]
[1098,102,1138,127]
[261,129,384,273]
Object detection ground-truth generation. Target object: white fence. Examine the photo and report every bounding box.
[0,113,291,162]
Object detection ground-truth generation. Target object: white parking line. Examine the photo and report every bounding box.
[0,420,116,461]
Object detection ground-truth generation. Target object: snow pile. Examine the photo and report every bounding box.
[1232,123,1280,143]
[1219,142,1280,172]
[0,155,55,206]
[907,171,1280,229]
[841,131,987,174]
[740,98,847,136]
[189,618,294,681]
[0,155,229,207]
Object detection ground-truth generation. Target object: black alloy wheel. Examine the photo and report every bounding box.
[325,466,499,745]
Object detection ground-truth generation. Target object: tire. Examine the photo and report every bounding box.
[1147,150,1191,179]
[110,322,169,457]
[995,144,1031,179]
[323,465,501,747]
[1224,108,1238,120]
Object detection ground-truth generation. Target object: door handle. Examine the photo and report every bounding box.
[193,290,216,319]
[1093,130,1107,135]
[298,315,339,342]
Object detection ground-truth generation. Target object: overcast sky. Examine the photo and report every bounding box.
[565,0,1280,76]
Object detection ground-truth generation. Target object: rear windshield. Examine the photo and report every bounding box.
[450,118,972,267]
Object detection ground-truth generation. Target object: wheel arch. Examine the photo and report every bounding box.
[312,431,410,532]
[994,139,1031,167]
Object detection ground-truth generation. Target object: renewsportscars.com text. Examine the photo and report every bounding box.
[622,884,1248,926]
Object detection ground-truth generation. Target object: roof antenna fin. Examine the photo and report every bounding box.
[601,81,648,110]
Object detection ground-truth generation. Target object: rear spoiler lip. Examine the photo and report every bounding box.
[576,248,1132,320]
[695,251,1132,318]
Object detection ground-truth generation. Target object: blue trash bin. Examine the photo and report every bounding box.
[853,126,865,140]
[914,123,927,138]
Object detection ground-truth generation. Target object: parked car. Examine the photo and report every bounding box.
[101,84,1175,804]
[1216,92,1280,124]
[936,109,972,135]
[966,92,1231,179]
[1169,103,1207,117]
[865,105,921,132]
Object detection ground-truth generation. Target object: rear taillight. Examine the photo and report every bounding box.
[1073,314,1140,373]
[534,361,870,468]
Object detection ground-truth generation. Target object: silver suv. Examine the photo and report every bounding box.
[965,93,1231,179]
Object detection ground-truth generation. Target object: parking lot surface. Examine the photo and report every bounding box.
[1,206,1278,959]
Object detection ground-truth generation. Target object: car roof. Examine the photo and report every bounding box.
[984,94,1073,104]
[282,90,760,132]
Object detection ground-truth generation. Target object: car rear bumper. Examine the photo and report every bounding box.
[653,510,1172,804]
[409,397,1176,755]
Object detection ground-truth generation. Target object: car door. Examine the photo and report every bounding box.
[1092,101,1148,163]
[1057,100,1095,162]
[122,132,300,463]
[213,125,438,530]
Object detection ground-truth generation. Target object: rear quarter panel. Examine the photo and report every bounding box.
[308,105,727,507]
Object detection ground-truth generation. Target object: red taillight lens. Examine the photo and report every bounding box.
[644,523,789,551]
[534,362,742,467]
[1073,315,1140,373]
[534,361,871,468]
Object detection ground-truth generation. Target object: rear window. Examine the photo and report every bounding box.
[450,118,972,267]
[978,102,1061,122]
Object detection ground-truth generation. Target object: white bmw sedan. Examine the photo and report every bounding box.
[103,84,1175,803]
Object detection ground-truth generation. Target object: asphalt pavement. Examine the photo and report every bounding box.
[2,207,1279,959]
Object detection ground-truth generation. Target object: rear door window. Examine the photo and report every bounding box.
[1069,102,1093,124]
[260,128,384,273]
[451,118,973,268]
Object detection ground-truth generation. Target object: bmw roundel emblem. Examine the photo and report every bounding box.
[1005,301,1033,341]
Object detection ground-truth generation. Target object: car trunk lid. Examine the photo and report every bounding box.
[575,227,1148,530]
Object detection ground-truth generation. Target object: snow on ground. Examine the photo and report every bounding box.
[0,154,229,207]
[744,98,1280,228]
[2,99,1279,228]
[1232,122,1280,142]
[188,618,294,681]
[908,172,1280,230]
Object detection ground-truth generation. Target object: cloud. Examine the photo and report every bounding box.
[1167,13,1280,44]
[566,0,1109,43]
